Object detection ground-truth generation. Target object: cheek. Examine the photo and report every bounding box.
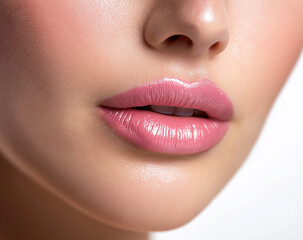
[0,0,119,118]
[9,0,144,104]
[226,0,303,125]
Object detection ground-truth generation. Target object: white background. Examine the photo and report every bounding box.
[152,51,303,240]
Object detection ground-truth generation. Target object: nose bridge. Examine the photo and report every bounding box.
[144,0,230,58]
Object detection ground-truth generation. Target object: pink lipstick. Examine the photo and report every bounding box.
[98,78,233,154]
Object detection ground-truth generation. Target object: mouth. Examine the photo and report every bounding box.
[98,78,233,155]
[132,105,209,118]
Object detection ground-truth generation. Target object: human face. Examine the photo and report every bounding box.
[0,0,302,232]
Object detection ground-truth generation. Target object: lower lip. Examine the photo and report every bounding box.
[98,107,230,154]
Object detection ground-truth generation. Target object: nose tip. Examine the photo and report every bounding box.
[144,0,230,58]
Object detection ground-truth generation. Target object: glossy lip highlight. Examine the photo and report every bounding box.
[98,78,234,154]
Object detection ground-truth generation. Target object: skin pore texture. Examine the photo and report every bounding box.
[0,0,302,239]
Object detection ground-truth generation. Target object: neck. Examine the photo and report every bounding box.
[0,152,149,240]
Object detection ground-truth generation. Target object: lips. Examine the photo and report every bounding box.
[98,78,233,154]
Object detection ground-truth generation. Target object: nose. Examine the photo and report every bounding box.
[144,0,230,58]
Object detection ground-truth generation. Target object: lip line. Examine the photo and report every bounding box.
[99,77,234,121]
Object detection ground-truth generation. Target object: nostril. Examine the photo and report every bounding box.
[165,35,193,47]
[167,35,180,42]
[210,41,220,51]
[209,41,227,55]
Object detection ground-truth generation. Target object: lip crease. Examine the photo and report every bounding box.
[98,78,234,154]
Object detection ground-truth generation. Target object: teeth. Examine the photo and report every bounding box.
[150,105,197,117]
[174,107,194,117]
[150,105,174,115]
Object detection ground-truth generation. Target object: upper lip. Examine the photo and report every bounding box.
[99,78,234,121]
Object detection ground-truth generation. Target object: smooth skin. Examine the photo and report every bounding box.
[0,0,302,239]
